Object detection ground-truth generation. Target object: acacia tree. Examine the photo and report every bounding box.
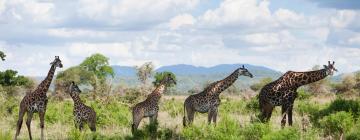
[0,51,5,61]
[152,71,176,87]
[136,62,154,85]
[55,53,114,99]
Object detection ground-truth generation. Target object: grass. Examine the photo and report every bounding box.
[1,93,360,140]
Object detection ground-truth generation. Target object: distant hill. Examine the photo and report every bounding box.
[113,64,282,78]
[112,64,283,92]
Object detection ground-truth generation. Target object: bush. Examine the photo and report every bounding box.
[245,96,259,113]
[220,98,247,114]
[319,111,354,139]
[161,98,182,118]
[182,115,243,140]
[297,89,311,101]
[346,119,360,140]
[310,98,360,126]
[241,122,271,140]
[262,127,300,140]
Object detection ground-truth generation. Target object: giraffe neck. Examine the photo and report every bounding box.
[35,64,57,95]
[292,69,328,88]
[148,84,166,102]
[70,92,82,106]
[205,69,240,95]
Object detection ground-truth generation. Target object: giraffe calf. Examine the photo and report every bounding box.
[67,81,97,132]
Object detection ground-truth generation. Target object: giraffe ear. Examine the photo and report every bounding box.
[332,61,335,65]
[242,65,245,69]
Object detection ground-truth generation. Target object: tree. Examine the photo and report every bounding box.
[307,65,330,94]
[250,77,272,91]
[152,71,176,87]
[0,70,33,87]
[136,62,154,85]
[80,53,115,81]
[55,66,95,95]
[0,51,5,61]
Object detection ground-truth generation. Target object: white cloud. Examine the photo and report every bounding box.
[169,14,196,30]
[199,0,276,29]
[330,10,357,29]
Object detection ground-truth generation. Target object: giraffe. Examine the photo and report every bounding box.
[259,61,337,127]
[67,81,96,132]
[131,74,176,134]
[183,65,253,126]
[14,56,63,140]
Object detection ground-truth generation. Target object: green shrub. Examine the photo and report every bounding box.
[241,122,271,140]
[182,115,243,140]
[319,111,354,139]
[161,98,183,118]
[346,120,360,140]
[0,130,12,140]
[245,97,259,113]
[220,98,247,114]
[296,100,320,116]
[262,127,300,140]
[311,98,360,126]
[297,89,311,101]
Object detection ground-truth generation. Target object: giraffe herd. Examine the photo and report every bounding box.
[13,56,337,139]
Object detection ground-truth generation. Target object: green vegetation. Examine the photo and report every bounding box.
[2,54,360,139]
[153,71,177,87]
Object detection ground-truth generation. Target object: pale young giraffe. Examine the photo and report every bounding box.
[183,65,253,126]
[131,74,176,134]
[14,56,63,140]
[259,61,337,127]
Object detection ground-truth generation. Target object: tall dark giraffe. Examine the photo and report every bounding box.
[14,56,63,140]
[183,65,253,126]
[259,61,337,127]
[131,74,176,134]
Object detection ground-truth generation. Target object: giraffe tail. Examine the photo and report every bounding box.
[183,103,187,127]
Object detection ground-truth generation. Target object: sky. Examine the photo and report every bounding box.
[0,0,360,76]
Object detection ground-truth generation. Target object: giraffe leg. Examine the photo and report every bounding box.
[132,115,142,134]
[212,108,218,125]
[187,107,195,125]
[149,113,158,125]
[79,122,84,131]
[88,118,96,132]
[260,101,274,123]
[208,109,213,125]
[39,111,45,140]
[26,112,33,140]
[14,107,26,140]
[281,105,287,128]
[288,104,294,126]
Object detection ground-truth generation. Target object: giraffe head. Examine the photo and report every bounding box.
[50,56,63,68]
[161,73,177,86]
[323,61,337,75]
[68,81,82,95]
[239,65,253,78]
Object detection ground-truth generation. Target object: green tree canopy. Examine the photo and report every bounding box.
[0,70,33,87]
[0,51,5,61]
[80,53,114,81]
[250,77,272,91]
[152,71,176,87]
[136,62,154,85]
